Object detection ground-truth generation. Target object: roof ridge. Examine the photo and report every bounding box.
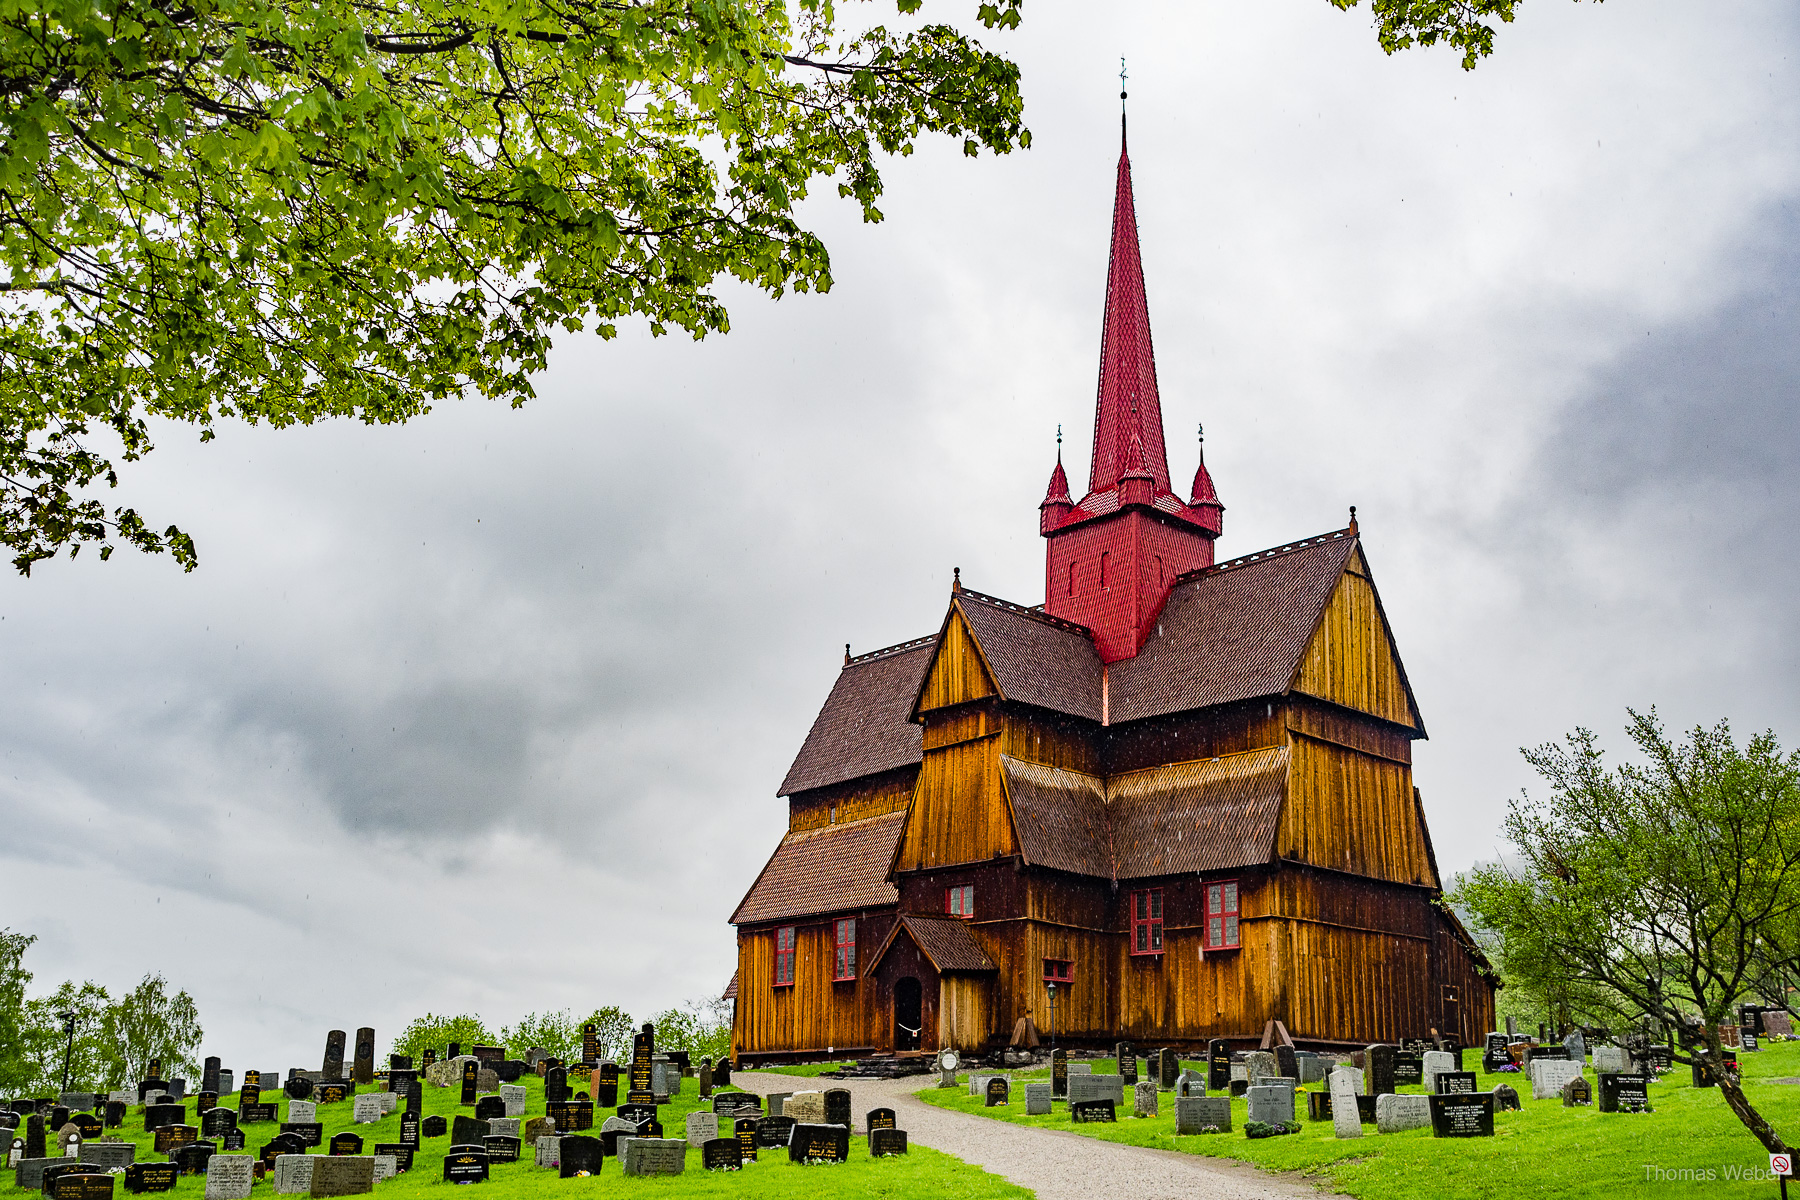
[959,587,1095,638]
[845,634,936,666]
[1174,526,1354,585]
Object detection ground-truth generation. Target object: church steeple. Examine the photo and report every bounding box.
[1039,115,1224,664]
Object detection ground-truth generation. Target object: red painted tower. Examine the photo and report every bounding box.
[1041,126,1223,663]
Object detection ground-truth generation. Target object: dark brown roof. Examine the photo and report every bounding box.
[779,643,933,796]
[1107,747,1288,877]
[868,915,998,974]
[1109,533,1357,724]
[1001,749,1286,881]
[957,593,1104,721]
[729,811,906,925]
[722,971,738,1000]
[1002,756,1112,877]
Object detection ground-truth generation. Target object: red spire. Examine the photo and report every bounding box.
[1044,457,1072,505]
[1088,128,1170,496]
[1190,425,1222,510]
[1039,427,1073,534]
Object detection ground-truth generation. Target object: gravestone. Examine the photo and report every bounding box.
[824,1088,851,1127]
[279,1122,323,1148]
[202,1058,222,1096]
[1176,1095,1231,1134]
[712,1059,731,1089]
[1592,1045,1630,1074]
[1306,1091,1333,1121]
[581,1024,599,1067]
[258,1135,305,1171]
[1159,1048,1180,1089]
[271,1156,313,1195]
[1421,1050,1455,1093]
[170,1142,216,1176]
[786,1124,849,1164]
[1070,1100,1115,1123]
[122,1163,177,1195]
[482,1135,520,1164]
[697,1059,712,1100]
[734,1118,758,1163]
[620,1138,686,1176]
[1069,1063,1092,1074]
[766,1092,790,1117]
[1375,1093,1431,1133]
[866,1107,897,1131]
[1244,1051,1278,1084]
[1435,1072,1478,1094]
[203,1155,254,1200]
[320,1033,345,1081]
[1491,1084,1521,1111]
[52,1171,114,1200]
[519,1117,552,1145]
[1275,1045,1299,1081]
[351,1095,381,1125]
[1176,1070,1204,1098]
[1246,1085,1291,1126]
[557,1135,602,1178]
[141,1105,182,1134]
[787,1091,825,1122]
[1296,1052,1326,1085]
[1330,1068,1364,1140]
[283,1078,313,1102]
[450,1117,489,1147]
[1530,1060,1583,1101]
[1598,1073,1651,1113]
[1051,1049,1068,1098]
[78,1142,134,1171]
[103,1103,125,1129]
[532,1136,560,1169]
[1392,1051,1423,1086]
[1562,1030,1587,1063]
[616,1104,657,1127]
[1205,1040,1229,1090]
[701,1138,741,1170]
[499,1086,525,1119]
[440,1147,489,1185]
[239,1103,277,1125]
[754,1115,796,1148]
[485,1118,519,1140]
[1024,1084,1051,1115]
[287,1102,316,1125]
[1364,1045,1396,1096]
[201,1109,238,1141]
[868,1129,908,1157]
[1133,1081,1158,1118]
[1067,1074,1124,1106]
[1562,1076,1592,1107]
[684,1112,717,1148]
[985,1079,1009,1108]
[315,1084,348,1106]
[544,1066,567,1106]
[327,1133,363,1156]
[15,1158,60,1191]
[628,1032,654,1103]
[1429,1092,1495,1137]
[459,1062,478,1107]
[473,1096,504,1121]
[546,1101,591,1131]
[1766,1012,1795,1038]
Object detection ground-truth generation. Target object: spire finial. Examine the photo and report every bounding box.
[952,566,963,593]
[1348,505,1358,534]
[1198,422,1204,443]
[1119,56,1128,133]
[1057,423,1063,459]
[844,642,852,665]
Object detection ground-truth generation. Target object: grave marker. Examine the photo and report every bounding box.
[734,1118,757,1163]
[1428,1092,1494,1137]
[122,1163,177,1195]
[441,1148,489,1186]
[320,1033,345,1081]
[279,1123,323,1149]
[327,1133,363,1157]
[1598,1073,1652,1113]
[700,1138,741,1170]
[556,1136,602,1178]
[203,1155,254,1200]
[787,1124,849,1164]
[482,1136,520,1164]
[1051,1049,1068,1098]
[1070,1100,1115,1123]
[621,1138,686,1176]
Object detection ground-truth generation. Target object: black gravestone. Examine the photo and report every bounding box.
[1207,1040,1231,1090]
[1429,1092,1494,1137]
[1649,1045,1673,1072]
[985,1078,1009,1107]
[1306,1092,1332,1121]
[1051,1049,1068,1098]
[103,1101,125,1129]
[71,1113,102,1140]
[596,1063,619,1109]
[259,1133,306,1169]
[598,1124,639,1159]
[202,1058,221,1095]
[734,1117,758,1163]
[52,1171,114,1200]
[472,1046,504,1065]
[399,1112,420,1147]
[240,1103,277,1124]
[1116,1042,1136,1088]
[866,1107,896,1131]
[474,1096,505,1121]
[1435,1072,1478,1094]
[197,1092,220,1113]
[459,1061,478,1107]
[41,1162,91,1195]
[328,1132,364,1156]
[283,1077,313,1101]
[494,1061,526,1084]
[869,1128,908,1156]
[122,1164,177,1195]
[1482,1033,1509,1072]
[1071,1099,1116,1123]
[141,1104,183,1133]
[450,1117,490,1146]
[389,1054,413,1072]
[628,1033,654,1102]
[701,1137,742,1170]
[1392,1051,1423,1086]
[221,1128,246,1152]
[50,1103,71,1129]
[278,1121,322,1148]
[169,1142,215,1175]
[824,1088,851,1127]
[134,1079,166,1103]
[1355,1094,1378,1123]
[372,1144,413,1173]
[237,1083,260,1110]
[638,1120,664,1140]
[548,1101,592,1131]
[1598,1073,1652,1113]
[1364,1045,1396,1095]
[1275,1045,1299,1081]
[482,1135,520,1164]
[558,1136,602,1179]
[24,1112,46,1157]
[447,1043,460,1058]
[581,1025,599,1066]
[322,1031,346,1079]
[315,1083,348,1105]
[755,1115,796,1148]
[615,1104,656,1126]
[442,1146,490,1184]
[544,1067,567,1106]
[712,1058,731,1089]
[406,1081,422,1116]
[788,1123,850,1163]
[422,1116,447,1138]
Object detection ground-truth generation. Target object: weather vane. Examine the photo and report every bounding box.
[1119,57,1128,112]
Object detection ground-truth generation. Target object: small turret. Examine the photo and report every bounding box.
[1040,427,1074,534]
[1189,424,1224,535]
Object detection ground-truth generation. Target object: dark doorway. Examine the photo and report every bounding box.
[895,977,922,1051]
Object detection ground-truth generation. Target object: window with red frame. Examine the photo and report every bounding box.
[774,926,796,986]
[833,919,856,981]
[1130,888,1163,954]
[1204,881,1240,949]
[946,884,974,918]
[1042,958,1073,983]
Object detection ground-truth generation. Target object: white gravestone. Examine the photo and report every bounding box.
[1531,1060,1583,1102]
[203,1154,255,1200]
[685,1112,718,1148]
[286,1102,316,1124]
[1330,1067,1364,1140]
[533,1136,559,1169]
[1246,1084,1292,1126]
[500,1086,527,1119]
[1592,1046,1629,1074]
[1421,1051,1456,1093]
[620,1138,686,1176]
[351,1094,382,1124]
[272,1155,314,1195]
[1375,1093,1431,1133]
[1024,1083,1051,1115]
[371,1155,396,1183]
[486,1118,520,1139]
[1133,1081,1158,1118]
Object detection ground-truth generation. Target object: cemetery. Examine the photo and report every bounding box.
[915,1031,1800,1198]
[1,1024,1026,1200]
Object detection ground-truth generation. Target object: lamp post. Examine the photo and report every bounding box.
[56,1010,77,1093]
[1045,983,1057,1052]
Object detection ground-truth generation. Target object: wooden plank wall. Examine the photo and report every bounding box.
[938,975,993,1052]
[788,769,915,833]
[1292,558,1416,730]
[1103,701,1282,776]
[894,732,1015,871]
[733,915,893,1058]
[1282,734,1436,887]
[917,608,995,713]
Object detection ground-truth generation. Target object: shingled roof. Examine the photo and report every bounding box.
[866,914,998,975]
[1002,749,1287,882]
[953,593,1103,721]
[779,642,932,796]
[730,811,906,925]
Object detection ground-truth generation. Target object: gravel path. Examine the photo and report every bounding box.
[730,1070,1324,1200]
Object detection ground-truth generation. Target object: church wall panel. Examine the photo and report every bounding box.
[918,610,996,713]
[732,914,894,1061]
[1293,563,1415,729]
[894,734,1015,870]
[1282,734,1434,886]
[1103,700,1283,776]
[1001,708,1101,775]
[786,768,917,832]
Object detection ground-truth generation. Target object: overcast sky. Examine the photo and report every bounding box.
[3,0,1797,1072]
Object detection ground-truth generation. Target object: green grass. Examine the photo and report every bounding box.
[918,1042,1800,1200]
[3,1069,1027,1199]
[740,1062,859,1079]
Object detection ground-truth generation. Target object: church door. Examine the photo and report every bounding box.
[894,977,923,1051]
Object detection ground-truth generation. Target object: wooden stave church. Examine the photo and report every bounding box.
[727,127,1497,1064]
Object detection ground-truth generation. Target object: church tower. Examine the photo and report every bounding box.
[1041,125,1223,662]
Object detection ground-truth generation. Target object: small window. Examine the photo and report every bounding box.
[1130,888,1163,955]
[774,926,796,986]
[1100,551,1111,590]
[1204,881,1240,950]
[1043,958,1074,983]
[946,884,974,919]
[833,919,856,981]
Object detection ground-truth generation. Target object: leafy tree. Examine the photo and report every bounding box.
[0,0,1027,573]
[391,1012,495,1061]
[1454,710,1800,1153]
[0,929,38,1091]
[499,1010,579,1061]
[647,996,731,1063]
[99,973,203,1087]
[20,981,113,1092]
[1328,0,1602,70]
[582,1006,634,1063]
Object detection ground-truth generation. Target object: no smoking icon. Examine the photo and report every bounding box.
[1772,1153,1793,1178]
